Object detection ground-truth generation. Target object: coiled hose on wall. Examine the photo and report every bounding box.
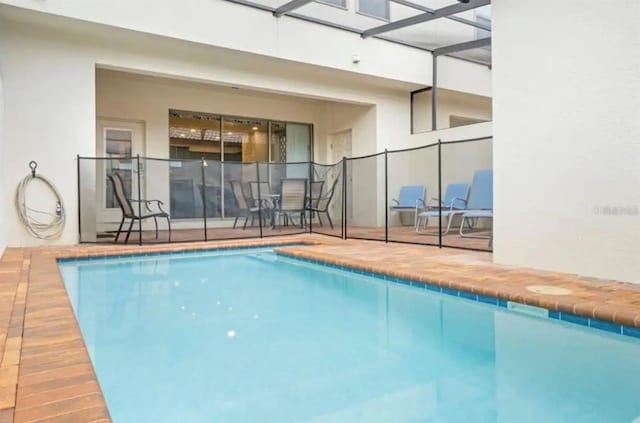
[15,161,65,240]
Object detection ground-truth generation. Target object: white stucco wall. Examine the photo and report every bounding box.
[0,15,400,246]
[0,21,96,248]
[97,70,331,159]
[319,102,373,163]
[492,0,640,282]
[0,0,491,96]
[96,69,377,164]
[0,74,4,255]
[94,70,374,231]
[412,88,492,133]
[0,4,492,247]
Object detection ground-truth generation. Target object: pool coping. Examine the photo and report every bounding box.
[1,235,640,421]
[274,249,640,339]
[0,236,322,422]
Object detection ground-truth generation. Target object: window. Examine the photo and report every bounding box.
[358,0,388,20]
[316,0,347,9]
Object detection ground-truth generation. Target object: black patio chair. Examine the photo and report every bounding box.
[274,178,308,229]
[109,173,171,244]
[230,180,261,229]
[306,176,339,229]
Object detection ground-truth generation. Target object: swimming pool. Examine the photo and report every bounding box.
[59,247,640,422]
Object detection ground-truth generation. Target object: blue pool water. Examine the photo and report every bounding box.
[59,248,640,423]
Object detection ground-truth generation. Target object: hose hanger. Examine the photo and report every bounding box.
[15,161,66,240]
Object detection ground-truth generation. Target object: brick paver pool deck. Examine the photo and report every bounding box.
[0,234,639,422]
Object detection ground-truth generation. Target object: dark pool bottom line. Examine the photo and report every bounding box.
[275,251,640,340]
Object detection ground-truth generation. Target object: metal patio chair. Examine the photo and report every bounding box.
[250,182,273,206]
[274,178,308,229]
[390,185,426,226]
[458,169,493,240]
[109,173,171,244]
[306,177,339,229]
[307,180,325,210]
[415,183,469,234]
[231,180,261,229]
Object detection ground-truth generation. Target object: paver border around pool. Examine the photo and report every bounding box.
[274,250,640,339]
[1,234,640,422]
[0,237,320,422]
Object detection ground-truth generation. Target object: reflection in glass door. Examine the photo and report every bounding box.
[270,121,313,182]
[285,122,311,179]
[270,122,287,191]
[168,112,222,219]
[222,117,268,218]
[105,129,132,209]
[270,122,287,162]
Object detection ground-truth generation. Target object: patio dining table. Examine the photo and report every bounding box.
[256,192,320,229]
[255,194,279,228]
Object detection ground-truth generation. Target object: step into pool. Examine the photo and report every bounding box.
[58,248,640,422]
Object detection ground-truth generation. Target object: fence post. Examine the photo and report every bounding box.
[76,155,82,243]
[437,139,442,249]
[256,161,263,239]
[136,154,143,246]
[201,158,208,242]
[384,149,388,243]
[342,157,347,240]
[308,161,313,234]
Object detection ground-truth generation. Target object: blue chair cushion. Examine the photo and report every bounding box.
[443,183,469,209]
[418,210,456,218]
[462,210,493,218]
[466,170,493,210]
[394,185,425,207]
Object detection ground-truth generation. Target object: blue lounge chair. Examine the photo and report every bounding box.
[390,185,426,226]
[415,183,469,234]
[459,169,493,239]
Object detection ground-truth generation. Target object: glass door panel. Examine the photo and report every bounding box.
[270,122,287,189]
[223,117,268,163]
[223,117,268,217]
[169,112,222,219]
[286,122,311,178]
[167,111,312,222]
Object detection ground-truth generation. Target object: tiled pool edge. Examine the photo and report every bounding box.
[2,235,640,422]
[274,248,640,340]
[1,235,325,423]
[55,239,316,262]
[56,242,307,263]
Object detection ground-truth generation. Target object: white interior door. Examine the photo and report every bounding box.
[96,119,145,231]
[330,130,352,219]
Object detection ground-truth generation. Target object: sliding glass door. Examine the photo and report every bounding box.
[168,110,312,222]
[168,112,222,219]
[222,117,268,218]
